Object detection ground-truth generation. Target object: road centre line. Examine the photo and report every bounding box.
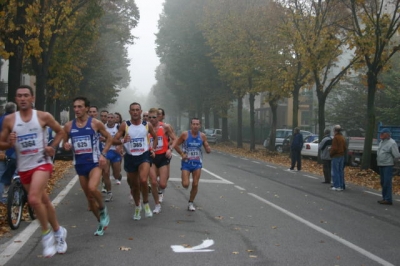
[202,168,234,184]
[0,175,80,266]
[303,175,318,180]
[241,158,249,161]
[364,191,381,197]
[265,165,277,169]
[234,185,246,191]
[248,193,394,266]
[168,177,232,184]
[252,161,260,164]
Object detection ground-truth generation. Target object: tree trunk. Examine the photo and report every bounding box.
[5,0,27,102]
[249,91,256,151]
[221,110,228,142]
[204,108,210,129]
[237,96,243,148]
[361,71,377,170]
[213,109,220,129]
[292,84,301,129]
[268,98,278,151]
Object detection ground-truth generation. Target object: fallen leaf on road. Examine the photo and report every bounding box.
[215,216,223,220]
[128,237,134,240]
[249,255,257,258]
[247,249,254,253]
[119,246,131,251]
[232,251,239,254]
[271,226,277,229]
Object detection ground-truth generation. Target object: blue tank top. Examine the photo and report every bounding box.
[182,130,203,163]
[70,117,100,165]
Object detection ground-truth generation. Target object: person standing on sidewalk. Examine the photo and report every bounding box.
[377,128,400,205]
[330,125,347,191]
[170,118,211,211]
[63,96,112,236]
[289,128,303,171]
[319,129,332,184]
[0,85,67,257]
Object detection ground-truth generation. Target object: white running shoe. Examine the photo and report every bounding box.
[158,193,164,203]
[116,180,121,185]
[42,231,56,258]
[133,206,141,220]
[188,202,196,211]
[144,203,153,218]
[54,226,68,254]
[105,192,113,202]
[153,204,161,214]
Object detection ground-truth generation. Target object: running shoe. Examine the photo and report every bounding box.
[94,224,105,236]
[144,203,153,218]
[105,192,113,202]
[116,180,121,185]
[54,226,68,254]
[133,206,141,220]
[99,206,110,228]
[153,204,161,214]
[42,231,56,258]
[101,181,106,193]
[188,202,196,211]
[158,193,164,203]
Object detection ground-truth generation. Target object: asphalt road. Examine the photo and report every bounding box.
[1,149,399,266]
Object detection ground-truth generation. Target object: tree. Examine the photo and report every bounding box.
[344,0,400,169]
[279,0,358,143]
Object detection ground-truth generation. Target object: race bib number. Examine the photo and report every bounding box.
[72,135,93,154]
[150,136,163,151]
[187,148,201,160]
[129,138,145,153]
[18,133,39,155]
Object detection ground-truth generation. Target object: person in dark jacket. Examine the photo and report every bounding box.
[318,129,332,183]
[288,128,303,171]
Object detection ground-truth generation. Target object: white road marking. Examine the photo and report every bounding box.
[0,175,79,265]
[171,239,214,253]
[231,155,238,158]
[168,177,232,184]
[266,165,277,169]
[364,191,381,197]
[252,161,260,164]
[241,158,249,161]
[202,168,234,184]
[234,185,246,191]
[248,193,394,266]
[303,175,318,180]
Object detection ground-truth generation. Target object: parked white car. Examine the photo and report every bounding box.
[301,136,319,158]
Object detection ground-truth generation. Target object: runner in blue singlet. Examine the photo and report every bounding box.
[170,118,211,211]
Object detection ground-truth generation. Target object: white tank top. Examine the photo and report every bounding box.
[123,122,149,156]
[13,110,52,171]
[105,123,119,151]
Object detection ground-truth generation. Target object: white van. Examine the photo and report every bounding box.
[264,129,313,152]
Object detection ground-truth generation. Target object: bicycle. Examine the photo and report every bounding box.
[7,172,35,230]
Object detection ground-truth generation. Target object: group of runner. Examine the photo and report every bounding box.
[0,85,211,258]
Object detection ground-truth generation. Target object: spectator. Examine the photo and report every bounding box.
[288,127,303,171]
[330,125,346,191]
[376,128,400,205]
[0,102,17,201]
[319,129,332,184]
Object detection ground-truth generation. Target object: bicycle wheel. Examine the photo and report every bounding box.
[7,182,24,230]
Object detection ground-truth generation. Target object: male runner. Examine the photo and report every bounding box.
[102,113,122,198]
[63,97,112,236]
[147,108,182,213]
[170,118,211,211]
[89,106,99,119]
[113,102,158,220]
[142,111,149,122]
[0,85,67,257]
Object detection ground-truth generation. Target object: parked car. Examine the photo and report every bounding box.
[264,129,313,153]
[205,129,222,144]
[301,136,319,158]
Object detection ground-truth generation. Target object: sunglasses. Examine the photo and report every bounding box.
[149,116,157,119]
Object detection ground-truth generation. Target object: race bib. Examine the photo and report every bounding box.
[129,137,145,153]
[72,135,93,154]
[18,133,39,155]
[150,136,163,151]
[187,148,201,160]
